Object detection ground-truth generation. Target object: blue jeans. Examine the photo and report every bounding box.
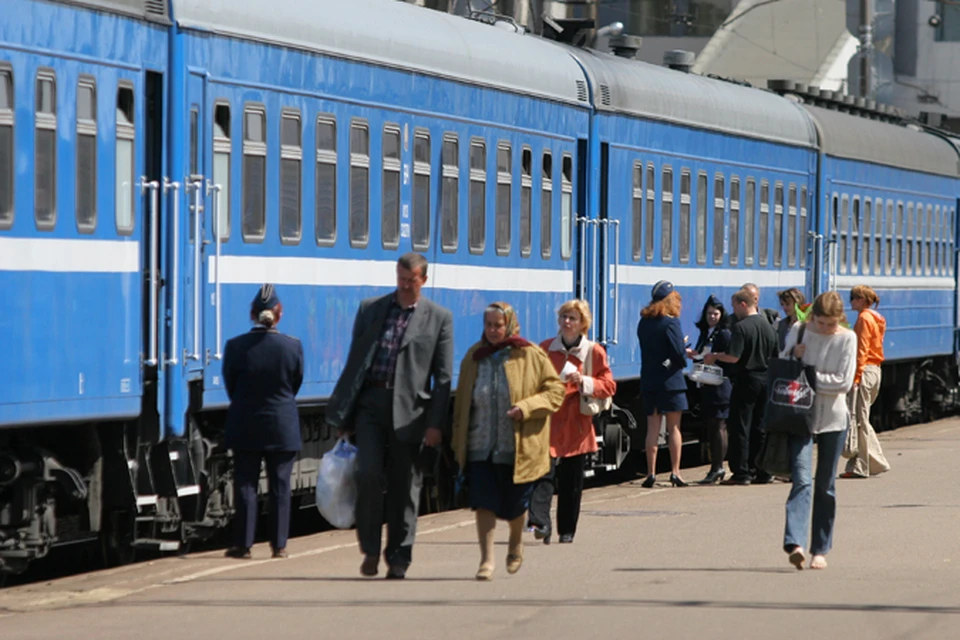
[783,429,846,555]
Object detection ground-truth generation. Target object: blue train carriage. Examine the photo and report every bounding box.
[0,0,171,573]
[799,103,960,429]
[168,0,591,522]
[567,48,818,455]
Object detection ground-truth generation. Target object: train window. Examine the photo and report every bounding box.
[713,175,725,266]
[540,151,552,259]
[495,142,511,256]
[115,84,136,235]
[863,199,872,275]
[381,124,401,249]
[915,202,924,274]
[279,110,302,245]
[213,103,231,241]
[189,108,198,177]
[661,167,673,263]
[349,120,370,248]
[645,164,655,262]
[934,205,942,275]
[926,204,934,275]
[729,177,740,266]
[773,182,783,267]
[35,70,57,230]
[852,197,861,274]
[884,201,893,275]
[799,186,808,267]
[744,179,755,265]
[561,154,573,260]
[694,171,706,265]
[873,199,882,275]
[679,170,691,264]
[905,203,914,275]
[896,202,903,275]
[951,209,956,276]
[76,77,97,233]
[316,116,336,246]
[468,138,486,254]
[241,105,266,242]
[412,129,431,251]
[441,134,458,253]
[0,65,12,229]
[631,162,643,262]
[787,185,797,267]
[758,180,769,267]
[839,196,848,274]
[520,146,532,258]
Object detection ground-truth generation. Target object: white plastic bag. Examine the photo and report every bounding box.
[315,437,358,529]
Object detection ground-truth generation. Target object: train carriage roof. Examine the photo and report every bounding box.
[170,0,589,107]
[568,49,818,148]
[802,105,960,178]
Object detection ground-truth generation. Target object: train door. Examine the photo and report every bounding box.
[181,72,208,386]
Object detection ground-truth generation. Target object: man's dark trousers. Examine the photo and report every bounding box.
[728,373,768,481]
[354,386,423,569]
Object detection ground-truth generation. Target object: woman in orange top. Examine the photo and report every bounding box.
[527,300,616,544]
[843,285,891,478]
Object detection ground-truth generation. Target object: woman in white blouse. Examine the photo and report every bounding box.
[779,291,857,570]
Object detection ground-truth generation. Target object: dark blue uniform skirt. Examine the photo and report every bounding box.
[467,460,534,521]
[642,390,689,416]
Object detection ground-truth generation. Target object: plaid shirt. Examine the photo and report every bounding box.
[367,299,417,385]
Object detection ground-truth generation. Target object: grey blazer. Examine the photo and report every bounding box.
[326,293,454,443]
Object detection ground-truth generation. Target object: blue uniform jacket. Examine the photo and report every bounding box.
[223,328,304,452]
[637,315,688,393]
[694,326,733,407]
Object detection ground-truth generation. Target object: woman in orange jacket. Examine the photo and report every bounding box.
[843,285,891,478]
[527,300,616,544]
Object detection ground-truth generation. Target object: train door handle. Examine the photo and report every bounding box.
[187,180,203,362]
[207,180,223,362]
[163,178,181,366]
[140,178,160,367]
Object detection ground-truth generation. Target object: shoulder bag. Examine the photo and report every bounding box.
[579,341,613,416]
[764,324,817,436]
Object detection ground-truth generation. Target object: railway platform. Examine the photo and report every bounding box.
[2,419,959,639]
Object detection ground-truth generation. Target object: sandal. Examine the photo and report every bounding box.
[506,553,523,574]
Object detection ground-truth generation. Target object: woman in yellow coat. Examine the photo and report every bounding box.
[451,302,565,581]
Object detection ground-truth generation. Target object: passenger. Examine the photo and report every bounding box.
[686,295,732,484]
[704,289,779,485]
[451,302,564,580]
[636,281,689,488]
[842,285,891,478]
[779,291,857,570]
[325,252,454,580]
[222,284,304,560]
[737,282,780,327]
[775,288,806,352]
[527,299,616,544]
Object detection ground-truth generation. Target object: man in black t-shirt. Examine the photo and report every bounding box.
[704,289,779,484]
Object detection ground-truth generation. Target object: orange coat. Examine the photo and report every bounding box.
[854,308,886,384]
[539,336,617,459]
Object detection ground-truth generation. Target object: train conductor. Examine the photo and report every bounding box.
[223,284,304,559]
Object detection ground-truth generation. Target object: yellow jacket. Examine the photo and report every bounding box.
[452,342,565,484]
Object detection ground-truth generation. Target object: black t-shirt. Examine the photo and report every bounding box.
[727,314,778,378]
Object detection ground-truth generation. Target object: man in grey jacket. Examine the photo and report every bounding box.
[326,253,454,579]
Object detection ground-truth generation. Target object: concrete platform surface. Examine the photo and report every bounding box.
[2,419,959,639]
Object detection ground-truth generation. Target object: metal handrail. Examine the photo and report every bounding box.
[163,178,181,366]
[208,181,223,361]
[609,219,621,345]
[141,178,160,367]
[577,215,588,302]
[188,180,203,361]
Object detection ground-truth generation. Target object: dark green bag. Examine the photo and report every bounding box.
[757,431,792,478]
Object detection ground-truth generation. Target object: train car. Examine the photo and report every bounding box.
[0,0,171,572]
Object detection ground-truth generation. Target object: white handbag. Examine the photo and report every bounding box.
[579,341,613,416]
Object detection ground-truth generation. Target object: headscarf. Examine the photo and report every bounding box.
[472,301,532,361]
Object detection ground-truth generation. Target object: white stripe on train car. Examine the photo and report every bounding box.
[833,275,955,290]
[207,255,574,293]
[0,237,140,273]
[612,264,807,289]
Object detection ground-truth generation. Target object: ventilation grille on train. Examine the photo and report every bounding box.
[576,81,588,102]
[599,84,612,106]
[144,0,167,18]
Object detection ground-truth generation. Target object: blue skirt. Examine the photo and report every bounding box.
[467,460,534,521]
[642,390,689,416]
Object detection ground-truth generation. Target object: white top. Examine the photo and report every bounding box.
[780,324,857,434]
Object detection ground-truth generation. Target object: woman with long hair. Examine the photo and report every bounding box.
[775,288,806,352]
[451,302,564,580]
[780,291,857,570]
[687,295,732,484]
[843,285,891,478]
[527,299,616,544]
[636,281,688,488]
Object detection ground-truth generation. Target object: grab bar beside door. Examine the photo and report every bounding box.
[163,178,181,366]
[141,178,160,367]
[576,215,588,302]
[608,218,620,346]
[188,180,203,361]
[207,180,223,361]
